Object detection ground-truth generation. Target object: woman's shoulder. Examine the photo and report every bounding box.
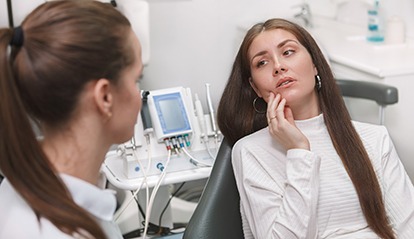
[0,179,36,218]
[352,120,389,139]
[233,127,271,150]
[352,120,393,161]
[0,180,72,238]
[0,179,40,237]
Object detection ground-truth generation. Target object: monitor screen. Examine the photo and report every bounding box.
[153,92,191,135]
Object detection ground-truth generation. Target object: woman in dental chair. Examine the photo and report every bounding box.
[0,1,144,238]
[217,18,414,239]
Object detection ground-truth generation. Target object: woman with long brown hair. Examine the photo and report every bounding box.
[217,18,414,238]
[0,1,143,238]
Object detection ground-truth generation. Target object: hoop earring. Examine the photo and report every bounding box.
[253,97,266,114]
[315,75,322,91]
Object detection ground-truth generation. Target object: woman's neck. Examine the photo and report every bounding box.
[41,123,110,185]
[290,92,321,120]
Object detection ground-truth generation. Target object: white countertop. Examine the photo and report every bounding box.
[309,16,414,78]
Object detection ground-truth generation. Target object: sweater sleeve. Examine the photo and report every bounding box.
[380,129,414,239]
[232,141,321,239]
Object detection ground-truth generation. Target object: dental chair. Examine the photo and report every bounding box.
[182,79,398,239]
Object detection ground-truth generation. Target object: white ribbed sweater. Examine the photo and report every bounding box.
[232,114,414,239]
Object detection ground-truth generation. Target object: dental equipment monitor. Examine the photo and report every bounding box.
[103,86,222,184]
[148,88,193,141]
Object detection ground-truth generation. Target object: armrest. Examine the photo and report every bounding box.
[336,79,398,106]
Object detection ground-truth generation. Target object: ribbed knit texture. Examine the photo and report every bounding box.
[232,114,414,239]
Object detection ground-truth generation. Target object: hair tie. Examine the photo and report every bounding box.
[10,26,24,47]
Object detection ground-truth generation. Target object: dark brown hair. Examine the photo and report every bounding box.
[0,1,133,238]
[217,18,395,239]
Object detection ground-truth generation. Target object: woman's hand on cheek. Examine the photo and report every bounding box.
[267,92,310,151]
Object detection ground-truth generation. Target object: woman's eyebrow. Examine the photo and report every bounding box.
[250,39,299,64]
[277,39,299,48]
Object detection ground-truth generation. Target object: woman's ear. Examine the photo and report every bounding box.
[93,78,113,118]
[249,77,262,98]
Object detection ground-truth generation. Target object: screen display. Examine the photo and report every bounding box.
[153,92,191,135]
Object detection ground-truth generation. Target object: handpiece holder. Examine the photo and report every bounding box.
[205,83,218,138]
[140,90,153,134]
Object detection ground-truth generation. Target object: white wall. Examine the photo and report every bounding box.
[2,0,413,108]
[1,0,303,110]
[142,0,303,110]
[0,0,44,27]
[0,1,8,27]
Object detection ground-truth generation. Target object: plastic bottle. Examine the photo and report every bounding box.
[367,0,384,42]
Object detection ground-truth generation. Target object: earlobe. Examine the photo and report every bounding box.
[249,77,262,97]
[93,78,113,118]
[313,65,318,75]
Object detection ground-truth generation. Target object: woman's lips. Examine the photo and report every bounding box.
[277,78,295,88]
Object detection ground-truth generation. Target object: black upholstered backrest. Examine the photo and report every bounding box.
[183,138,244,239]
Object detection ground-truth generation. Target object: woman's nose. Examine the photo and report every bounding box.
[273,58,286,75]
[274,67,286,75]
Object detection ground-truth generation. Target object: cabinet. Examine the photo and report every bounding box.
[310,17,414,182]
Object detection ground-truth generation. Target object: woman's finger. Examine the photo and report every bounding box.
[266,92,275,120]
[275,97,286,121]
[267,93,281,123]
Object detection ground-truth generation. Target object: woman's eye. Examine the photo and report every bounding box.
[256,60,267,68]
[283,49,295,56]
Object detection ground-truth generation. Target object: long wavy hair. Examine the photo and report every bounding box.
[217,18,395,239]
[0,1,134,238]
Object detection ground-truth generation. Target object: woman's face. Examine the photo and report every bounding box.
[111,30,143,143]
[248,28,319,114]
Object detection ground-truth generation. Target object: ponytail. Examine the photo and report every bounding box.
[0,20,106,239]
[1,1,135,237]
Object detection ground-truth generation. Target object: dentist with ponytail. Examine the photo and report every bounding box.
[0,1,144,238]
